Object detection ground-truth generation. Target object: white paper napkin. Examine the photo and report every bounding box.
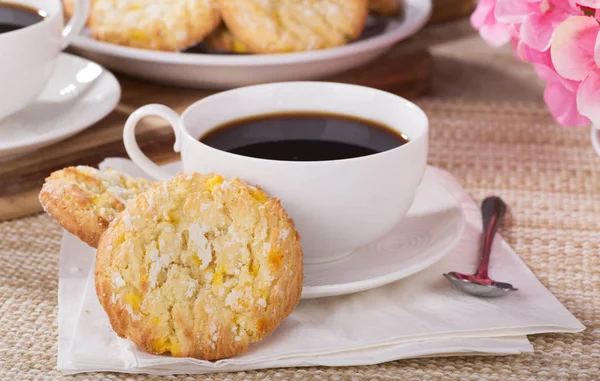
[57,160,584,375]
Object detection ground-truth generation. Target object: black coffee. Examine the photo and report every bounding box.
[0,2,44,34]
[200,112,409,162]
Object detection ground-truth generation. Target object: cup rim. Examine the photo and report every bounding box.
[179,81,429,166]
[0,0,59,40]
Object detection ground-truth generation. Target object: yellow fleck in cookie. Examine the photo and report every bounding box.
[88,0,221,51]
[369,0,399,16]
[218,0,369,54]
[95,173,303,360]
[39,166,152,248]
[204,26,251,54]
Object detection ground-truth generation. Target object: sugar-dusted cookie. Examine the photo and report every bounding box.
[88,0,220,51]
[39,166,152,248]
[218,0,369,54]
[369,0,400,16]
[95,173,303,360]
[62,0,76,20]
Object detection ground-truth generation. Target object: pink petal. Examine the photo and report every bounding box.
[519,40,553,66]
[479,21,512,47]
[577,69,600,126]
[495,0,538,24]
[471,0,494,29]
[545,82,591,127]
[596,28,600,67]
[576,0,600,7]
[556,0,583,12]
[535,64,580,92]
[551,16,599,81]
[520,10,570,52]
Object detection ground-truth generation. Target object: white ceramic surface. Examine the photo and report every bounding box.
[68,0,431,89]
[302,175,464,298]
[0,0,89,119]
[592,125,600,158]
[0,53,120,159]
[123,82,429,264]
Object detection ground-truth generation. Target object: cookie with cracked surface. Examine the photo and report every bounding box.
[218,0,369,54]
[369,0,400,16]
[39,166,152,248]
[204,25,251,54]
[63,0,92,23]
[88,0,221,51]
[95,173,303,360]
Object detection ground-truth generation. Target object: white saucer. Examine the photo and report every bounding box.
[0,53,120,159]
[98,158,465,300]
[301,175,465,299]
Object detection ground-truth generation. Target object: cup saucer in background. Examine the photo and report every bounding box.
[0,53,120,160]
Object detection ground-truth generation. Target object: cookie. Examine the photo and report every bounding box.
[218,0,369,53]
[88,0,221,51]
[62,0,76,20]
[369,0,399,16]
[204,26,251,54]
[39,166,152,248]
[95,173,303,360]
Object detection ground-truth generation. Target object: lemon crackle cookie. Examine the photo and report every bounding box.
[218,0,369,53]
[39,166,152,248]
[88,0,220,51]
[95,173,303,360]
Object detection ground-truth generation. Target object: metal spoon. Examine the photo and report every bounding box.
[444,196,517,297]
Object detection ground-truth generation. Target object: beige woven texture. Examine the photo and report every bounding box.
[1,21,599,381]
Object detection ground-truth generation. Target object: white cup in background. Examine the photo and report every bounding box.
[0,0,90,120]
[123,82,429,264]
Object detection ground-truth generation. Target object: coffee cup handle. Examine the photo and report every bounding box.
[123,104,182,180]
[61,0,91,49]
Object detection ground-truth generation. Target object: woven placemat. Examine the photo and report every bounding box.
[1,98,599,380]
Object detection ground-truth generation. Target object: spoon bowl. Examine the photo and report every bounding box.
[444,272,517,297]
[444,196,517,298]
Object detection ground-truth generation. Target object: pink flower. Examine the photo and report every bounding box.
[551,16,600,126]
[471,0,512,47]
[495,0,579,51]
[537,65,591,126]
[576,0,600,7]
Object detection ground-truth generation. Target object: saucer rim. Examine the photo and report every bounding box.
[0,53,121,156]
[300,180,466,299]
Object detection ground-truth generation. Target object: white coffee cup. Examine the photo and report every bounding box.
[124,82,429,264]
[0,0,90,120]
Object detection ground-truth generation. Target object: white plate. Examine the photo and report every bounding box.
[0,53,120,159]
[301,175,465,299]
[68,0,432,88]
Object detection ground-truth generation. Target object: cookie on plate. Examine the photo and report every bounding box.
[204,26,251,54]
[369,0,400,16]
[218,0,369,54]
[95,173,303,360]
[62,0,93,23]
[39,166,152,248]
[88,0,221,51]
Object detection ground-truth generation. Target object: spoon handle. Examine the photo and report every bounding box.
[475,196,506,280]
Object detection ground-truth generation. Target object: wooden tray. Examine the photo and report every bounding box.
[0,45,432,221]
[429,0,475,24]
